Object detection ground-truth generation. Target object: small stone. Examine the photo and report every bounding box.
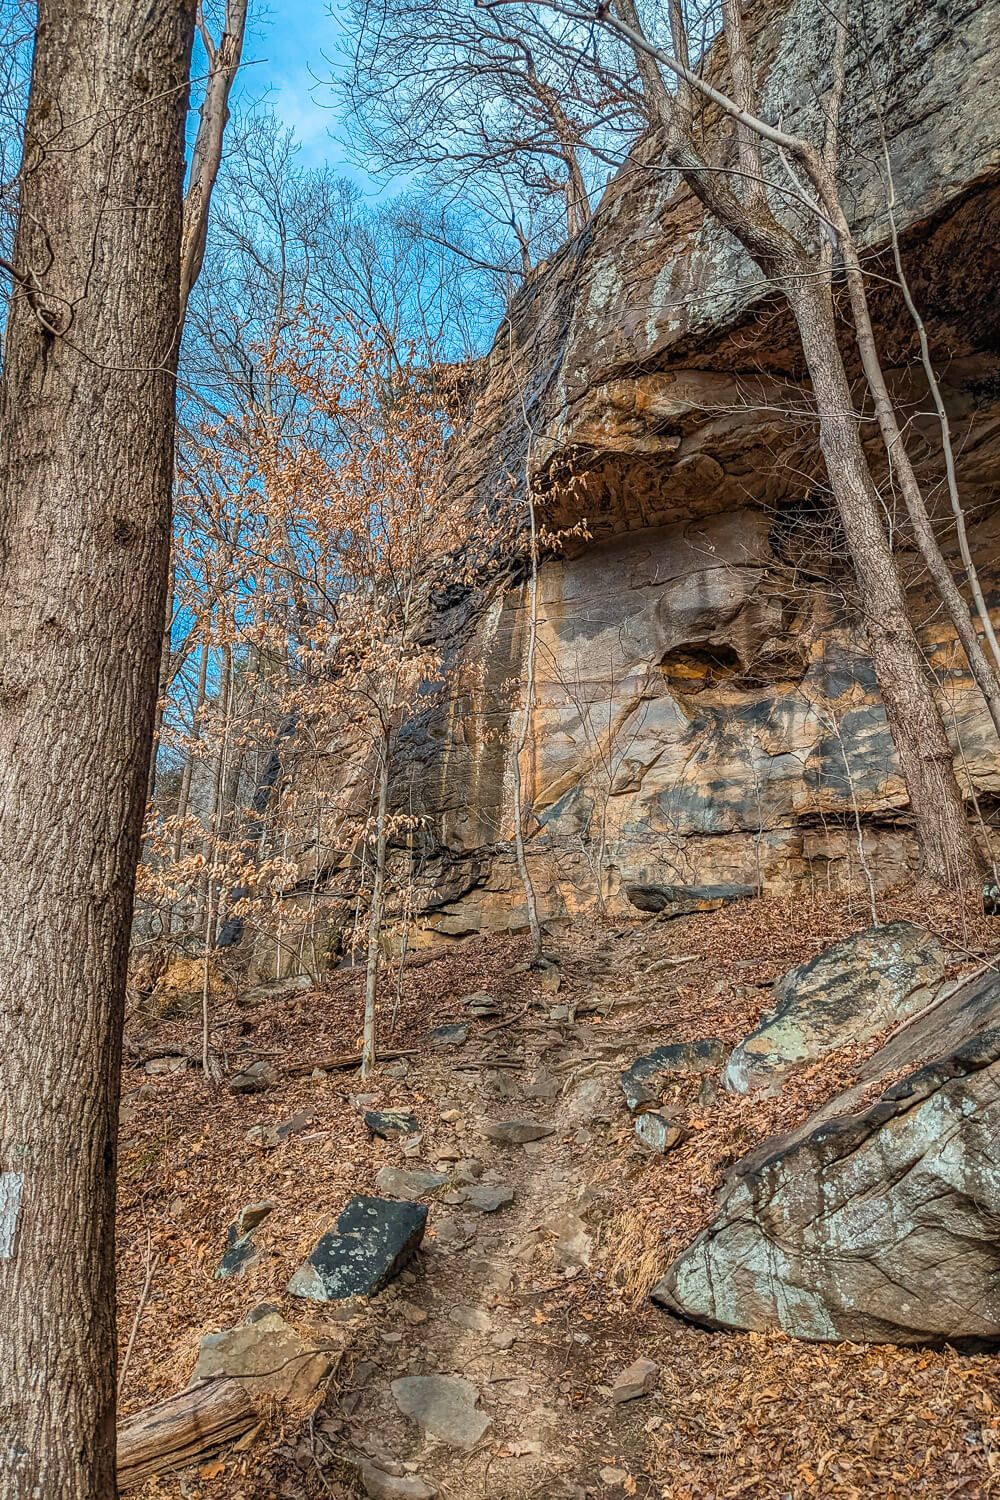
[365,1109,419,1140]
[431,1215,472,1250]
[245,1109,316,1150]
[214,1199,277,1280]
[611,1357,660,1403]
[359,1461,438,1500]
[439,1108,463,1123]
[401,1134,424,1159]
[381,1331,404,1345]
[434,1145,462,1162]
[481,1119,554,1145]
[214,1230,261,1280]
[463,991,501,1017]
[600,1469,628,1488]
[375,1166,448,1200]
[229,1059,275,1094]
[634,1111,690,1154]
[524,1075,558,1102]
[391,1374,491,1449]
[428,1024,469,1048]
[448,1305,491,1333]
[288,1195,427,1301]
[453,1159,483,1184]
[491,1329,516,1350]
[399,1302,428,1325]
[463,1184,514,1213]
[143,1054,188,1076]
[236,1201,275,1236]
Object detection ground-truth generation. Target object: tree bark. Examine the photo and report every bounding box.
[0,2,196,1495]
[785,269,983,889]
[359,729,389,1074]
[361,728,391,1078]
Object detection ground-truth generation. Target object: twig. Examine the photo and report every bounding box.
[119,1231,162,1398]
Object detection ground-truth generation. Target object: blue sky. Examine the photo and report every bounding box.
[238,0,371,180]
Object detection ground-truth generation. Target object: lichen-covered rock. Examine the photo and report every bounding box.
[654,969,1000,1344]
[723,922,945,1094]
[288,1195,427,1301]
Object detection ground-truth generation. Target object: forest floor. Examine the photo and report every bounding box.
[119,888,1000,1499]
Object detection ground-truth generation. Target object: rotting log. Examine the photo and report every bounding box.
[117,1378,259,1491]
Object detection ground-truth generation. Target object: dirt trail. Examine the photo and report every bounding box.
[122,898,1000,1499]
[328,993,656,1499]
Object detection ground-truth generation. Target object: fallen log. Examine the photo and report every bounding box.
[285,1047,418,1077]
[117,1378,258,1491]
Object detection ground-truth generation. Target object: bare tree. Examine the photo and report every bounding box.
[338,0,645,272]
[0,2,198,1496]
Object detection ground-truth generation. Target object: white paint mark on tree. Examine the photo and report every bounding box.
[0,1172,24,1259]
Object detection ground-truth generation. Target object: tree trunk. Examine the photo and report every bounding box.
[0,3,196,1496]
[785,270,983,890]
[361,729,391,1078]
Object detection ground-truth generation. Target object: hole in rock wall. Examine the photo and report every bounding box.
[660,642,743,694]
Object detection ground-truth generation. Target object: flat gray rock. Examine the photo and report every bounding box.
[723,921,945,1094]
[391,1374,491,1449]
[463,1184,515,1212]
[288,1195,426,1301]
[375,1166,448,1199]
[360,1462,437,1499]
[481,1119,554,1145]
[428,1024,469,1047]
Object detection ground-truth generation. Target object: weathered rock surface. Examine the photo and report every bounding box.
[190,1308,332,1405]
[621,1040,728,1110]
[723,922,946,1094]
[390,1375,491,1449]
[253,0,1000,961]
[655,967,1000,1343]
[288,1195,426,1301]
[624,883,756,917]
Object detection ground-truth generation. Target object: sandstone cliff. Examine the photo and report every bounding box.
[268,0,1000,956]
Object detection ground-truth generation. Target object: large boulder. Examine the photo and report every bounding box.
[653,968,1000,1344]
[723,922,946,1094]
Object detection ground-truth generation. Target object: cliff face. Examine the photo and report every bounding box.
[269,0,1000,956]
